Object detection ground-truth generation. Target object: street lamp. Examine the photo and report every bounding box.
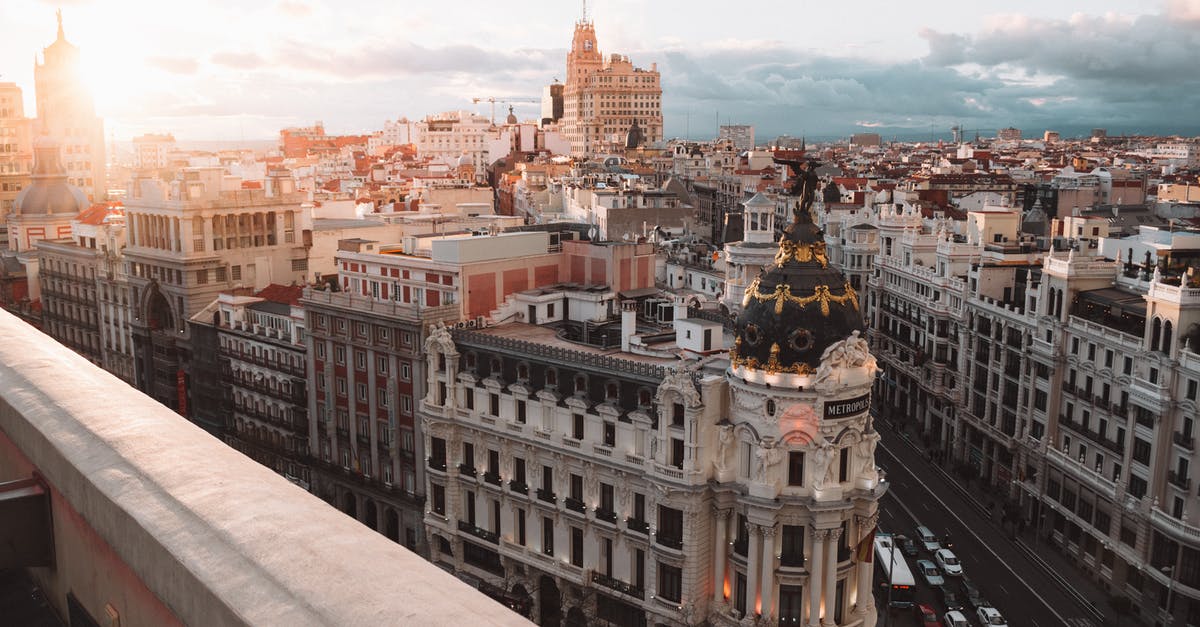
[1163,565,1176,625]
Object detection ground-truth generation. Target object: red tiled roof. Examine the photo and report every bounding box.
[241,181,263,190]
[75,201,123,226]
[254,284,304,306]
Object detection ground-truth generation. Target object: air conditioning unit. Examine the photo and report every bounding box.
[466,319,478,328]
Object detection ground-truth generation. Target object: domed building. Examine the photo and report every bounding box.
[10,136,88,253]
[418,195,884,627]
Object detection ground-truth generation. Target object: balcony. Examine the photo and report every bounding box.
[595,508,618,524]
[1169,471,1192,492]
[457,520,500,545]
[626,518,649,535]
[0,309,528,626]
[427,457,447,472]
[483,471,502,487]
[656,534,683,551]
[1175,432,1195,452]
[458,463,477,477]
[536,488,557,504]
[508,479,529,495]
[591,571,644,600]
[565,497,586,514]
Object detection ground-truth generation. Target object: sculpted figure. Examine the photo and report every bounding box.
[857,431,881,476]
[754,437,782,482]
[812,439,836,489]
[715,424,735,472]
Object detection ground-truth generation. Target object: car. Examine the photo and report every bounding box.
[937,585,964,611]
[935,548,963,576]
[942,610,970,627]
[916,560,944,586]
[895,534,920,557]
[915,525,941,552]
[913,603,940,627]
[960,577,985,609]
[976,606,1008,626]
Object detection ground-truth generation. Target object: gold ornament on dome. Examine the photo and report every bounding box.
[774,239,829,268]
[731,349,815,375]
[742,279,860,316]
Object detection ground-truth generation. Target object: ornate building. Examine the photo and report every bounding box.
[419,205,882,626]
[34,11,106,201]
[561,12,663,157]
[0,82,34,228]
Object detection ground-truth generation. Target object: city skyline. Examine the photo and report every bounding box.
[2,0,1198,142]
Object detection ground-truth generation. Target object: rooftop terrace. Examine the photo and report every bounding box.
[0,309,529,626]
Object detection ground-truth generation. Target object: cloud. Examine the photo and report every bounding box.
[148,56,199,75]
[1168,0,1200,23]
[277,0,312,17]
[267,40,560,80]
[211,51,265,69]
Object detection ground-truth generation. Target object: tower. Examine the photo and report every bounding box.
[721,192,779,315]
[34,10,106,202]
[720,203,882,625]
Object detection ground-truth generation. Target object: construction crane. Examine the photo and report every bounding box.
[471,96,541,125]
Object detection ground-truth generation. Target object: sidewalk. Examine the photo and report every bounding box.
[888,418,1131,626]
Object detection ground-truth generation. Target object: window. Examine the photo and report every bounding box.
[516,509,526,546]
[431,484,445,515]
[542,517,554,556]
[603,421,615,447]
[356,383,367,401]
[355,350,366,370]
[1133,439,1152,465]
[573,414,584,440]
[671,438,684,469]
[782,525,805,567]
[334,346,346,365]
[672,403,684,427]
[516,400,526,424]
[788,451,804,486]
[657,505,683,548]
[570,527,583,567]
[633,492,645,522]
[658,563,682,602]
[570,474,583,501]
[490,393,499,417]
[464,491,476,525]
[542,466,554,495]
[462,442,474,469]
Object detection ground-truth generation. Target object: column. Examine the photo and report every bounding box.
[759,525,777,620]
[713,508,731,607]
[745,523,762,619]
[856,515,877,617]
[822,528,842,627]
[808,529,825,627]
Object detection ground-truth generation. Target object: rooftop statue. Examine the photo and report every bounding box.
[774,157,820,222]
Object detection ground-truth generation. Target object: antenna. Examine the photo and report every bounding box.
[582,0,588,22]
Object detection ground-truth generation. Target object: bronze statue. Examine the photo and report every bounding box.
[775,157,820,222]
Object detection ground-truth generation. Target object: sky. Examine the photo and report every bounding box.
[2,0,1199,142]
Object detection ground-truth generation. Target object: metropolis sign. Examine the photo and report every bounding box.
[824,394,870,419]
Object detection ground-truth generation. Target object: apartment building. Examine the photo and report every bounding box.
[0,82,34,225]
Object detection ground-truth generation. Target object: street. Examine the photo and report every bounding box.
[872,418,1110,627]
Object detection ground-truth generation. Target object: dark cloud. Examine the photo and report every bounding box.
[148,56,200,75]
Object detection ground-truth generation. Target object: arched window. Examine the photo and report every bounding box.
[545,368,557,387]
[1151,317,1163,351]
[1163,320,1174,355]
[606,382,619,400]
[574,375,587,395]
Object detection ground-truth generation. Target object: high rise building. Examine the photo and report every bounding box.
[718,125,755,151]
[33,11,106,202]
[132,133,176,170]
[561,12,663,156]
[0,82,34,229]
[541,82,564,126]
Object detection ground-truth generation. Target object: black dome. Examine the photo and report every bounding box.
[731,204,863,374]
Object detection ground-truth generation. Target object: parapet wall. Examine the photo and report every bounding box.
[0,309,529,626]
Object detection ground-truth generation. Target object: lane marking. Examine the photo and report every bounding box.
[879,442,1074,627]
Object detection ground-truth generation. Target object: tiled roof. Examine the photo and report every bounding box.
[254,284,304,306]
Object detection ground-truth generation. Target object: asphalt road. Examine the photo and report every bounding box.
[871,420,1107,627]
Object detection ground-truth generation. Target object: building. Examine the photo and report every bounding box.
[420,207,882,626]
[206,285,312,491]
[719,125,755,152]
[561,14,663,156]
[122,167,312,422]
[414,111,512,177]
[33,11,105,201]
[542,83,565,126]
[849,133,881,148]
[721,193,779,315]
[997,127,1022,141]
[0,82,34,228]
[1044,131,1061,143]
[132,133,177,170]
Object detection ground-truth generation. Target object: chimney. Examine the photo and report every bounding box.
[674,295,688,322]
[621,300,637,352]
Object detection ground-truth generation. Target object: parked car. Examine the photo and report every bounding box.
[916,525,941,552]
[935,548,963,576]
[916,560,944,586]
[942,610,970,627]
[913,603,940,627]
[960,577,985,609]
[938,585,964,611]
[895,534,919,557]
[976,606,1008,626]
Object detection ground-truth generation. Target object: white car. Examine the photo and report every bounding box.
[916,559,944,586]
[934,548,963,576]
[916,525,941,552]
[942,610,969,627]
[976,606,1008,626]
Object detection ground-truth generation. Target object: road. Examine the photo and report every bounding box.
[871,418,1108,627]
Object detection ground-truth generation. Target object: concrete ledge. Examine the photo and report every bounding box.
[0,309,529,626]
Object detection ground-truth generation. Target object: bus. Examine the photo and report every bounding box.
[874,533,916,608]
